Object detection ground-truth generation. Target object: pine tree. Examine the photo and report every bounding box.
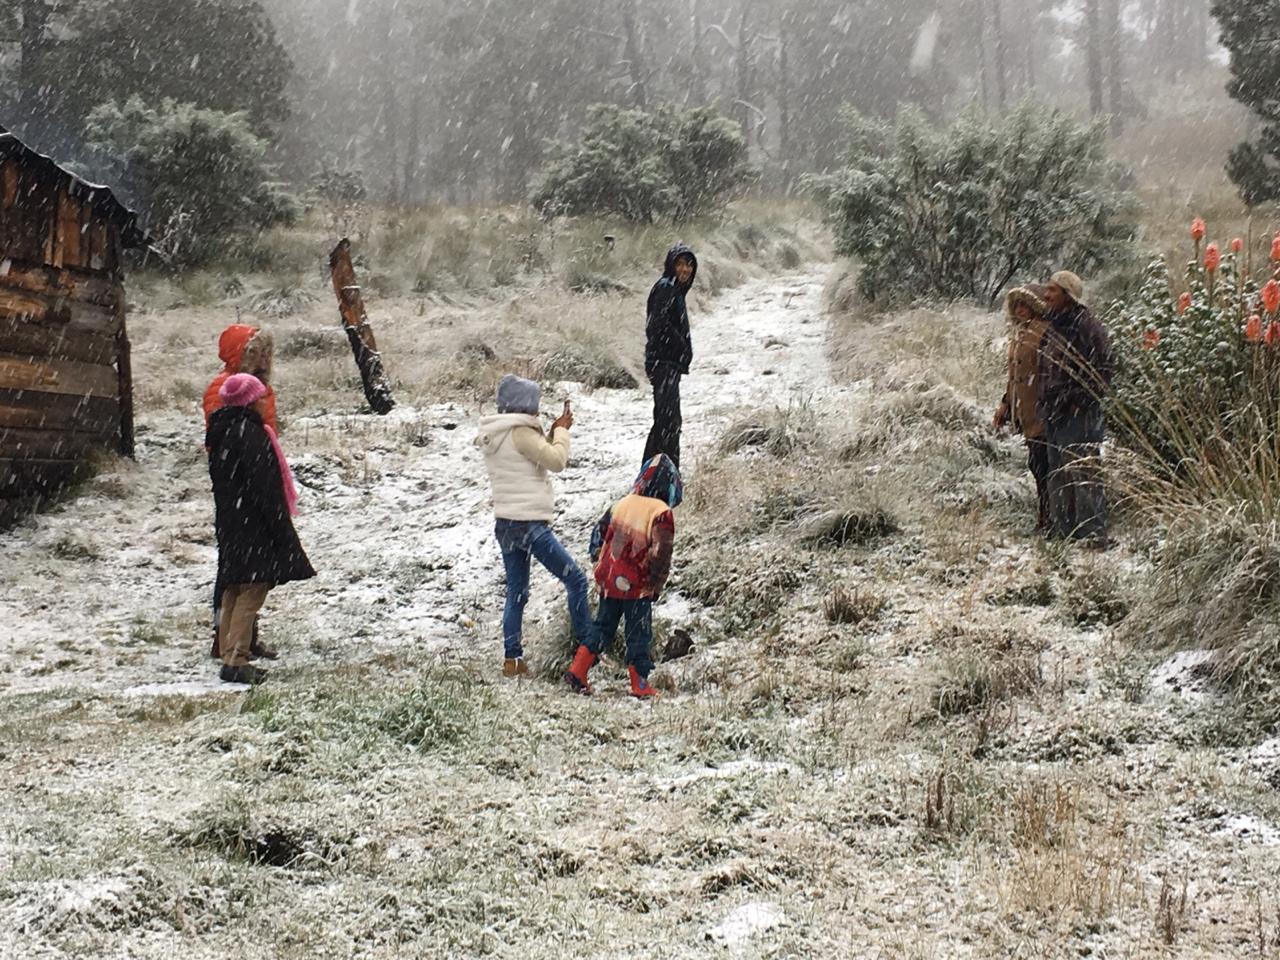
[1212,0,1280,207]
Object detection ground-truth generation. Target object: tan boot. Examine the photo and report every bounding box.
[503,657,529,678]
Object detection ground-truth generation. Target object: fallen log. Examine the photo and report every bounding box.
[328,238,395,415]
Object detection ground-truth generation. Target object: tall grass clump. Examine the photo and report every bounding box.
[1108,219,1280,724]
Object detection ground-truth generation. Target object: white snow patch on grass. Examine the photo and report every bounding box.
[1150,648,1215,702]
[706,901,789,946]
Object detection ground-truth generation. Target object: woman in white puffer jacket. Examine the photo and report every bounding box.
[475,375,596,677]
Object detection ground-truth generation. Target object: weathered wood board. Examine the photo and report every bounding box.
[0,352,121,400]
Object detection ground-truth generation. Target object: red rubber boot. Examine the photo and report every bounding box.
[564,645,597,695]
[628,666,659,699]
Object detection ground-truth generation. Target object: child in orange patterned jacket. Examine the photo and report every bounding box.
[565,454,682,699]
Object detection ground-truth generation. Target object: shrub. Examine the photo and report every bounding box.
[1108,217,1280,724]
[813,105,1134,306]
[86,97,299,264]
[532,104,752,223]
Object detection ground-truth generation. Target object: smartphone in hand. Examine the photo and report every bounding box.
[554,398,574,431]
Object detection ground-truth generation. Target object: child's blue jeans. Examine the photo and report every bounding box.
[495,519,594,660]
[588,596,654,678]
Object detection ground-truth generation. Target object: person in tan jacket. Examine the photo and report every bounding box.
[474,375,597,677]
[993,285,1052,529]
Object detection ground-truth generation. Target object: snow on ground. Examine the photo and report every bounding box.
[7,270,1280,958]
[0,271,835,693]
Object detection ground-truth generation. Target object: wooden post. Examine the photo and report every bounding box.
[328,238,395,415]
[111,255,135,457]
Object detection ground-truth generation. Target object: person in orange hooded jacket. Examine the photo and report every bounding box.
[203,324,277,433]
[204,323,279,660]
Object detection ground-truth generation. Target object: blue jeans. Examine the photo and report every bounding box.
[588,597,654,678]
[495,520,594,659]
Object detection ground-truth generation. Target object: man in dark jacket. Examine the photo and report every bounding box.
[643,243,697,468]
[1037,270,1113,545]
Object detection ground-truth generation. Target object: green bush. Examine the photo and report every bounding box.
[1106,227,1276,476]
[532,104,752,223]
[1108,218,1280,726]
[86,97,299,264]
[814,105,1135,306]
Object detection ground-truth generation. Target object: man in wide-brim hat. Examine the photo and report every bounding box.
[993,283,1052,529]
[1036,270,1114,546]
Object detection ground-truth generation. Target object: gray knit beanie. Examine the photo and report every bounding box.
[496,374,541,414]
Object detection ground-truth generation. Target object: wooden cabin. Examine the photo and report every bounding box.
[0,128,147,524]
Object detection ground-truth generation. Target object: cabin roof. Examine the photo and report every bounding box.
[0,128,149,250]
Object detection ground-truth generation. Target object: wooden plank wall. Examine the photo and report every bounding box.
[0,154,128,501]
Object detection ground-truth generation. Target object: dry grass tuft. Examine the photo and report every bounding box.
[822,584,886,625]
[718,399,817,458]
[930,627,1044,717]
[800,505,898,548]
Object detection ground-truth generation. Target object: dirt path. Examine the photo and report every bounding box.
[0,270,834,697]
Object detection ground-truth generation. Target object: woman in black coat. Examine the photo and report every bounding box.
[207,373,314,684]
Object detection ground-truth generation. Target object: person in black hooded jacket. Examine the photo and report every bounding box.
[643,243,697,468]
[207,373,315,684]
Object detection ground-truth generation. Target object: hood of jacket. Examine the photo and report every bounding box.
[474,412,543,449]
[662,243,698,291]
[218,324,260,372]
[632,453,683,508]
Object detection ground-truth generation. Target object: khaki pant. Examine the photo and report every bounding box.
[218,584,271,667]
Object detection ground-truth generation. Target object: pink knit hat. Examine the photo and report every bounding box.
[219,373,268,407]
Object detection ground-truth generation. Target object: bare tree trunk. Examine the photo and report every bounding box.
[991,0,1008,110]
[621,0,648,109]
[382,80,401,204]
[1105,0,1125,134]
[329,240,395,415]
[777,15,792,182]
[735,2,756,139]
[403,84,422,206]
[1022,0,1036,93]
[18,0,52,135]
[689,0,706,105]
[975,0,990,110]
[1083,0,1105,116]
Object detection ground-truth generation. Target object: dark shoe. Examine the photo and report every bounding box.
[249,638,278,661]
[628,666,659,699]
[1082,536,1115,552]
[220,664,268,685]
[564,645,597,695]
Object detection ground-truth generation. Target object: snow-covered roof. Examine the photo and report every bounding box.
[0,127,149,249]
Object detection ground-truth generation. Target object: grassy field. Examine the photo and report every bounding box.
[5,190,1280,957]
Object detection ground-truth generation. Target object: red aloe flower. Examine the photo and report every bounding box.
[1264,279,1280,314]
[1177,291,1192,314]
[1190,218,1206,242]
[1272,233,1280,263]
[1267,321,1280,348]
[1204,242,1221,272]
[1231,237,1244,254]
[1246,314,1264,342]
[1142,328,1160,350]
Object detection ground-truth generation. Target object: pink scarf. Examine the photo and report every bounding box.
[264,424,299,517]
